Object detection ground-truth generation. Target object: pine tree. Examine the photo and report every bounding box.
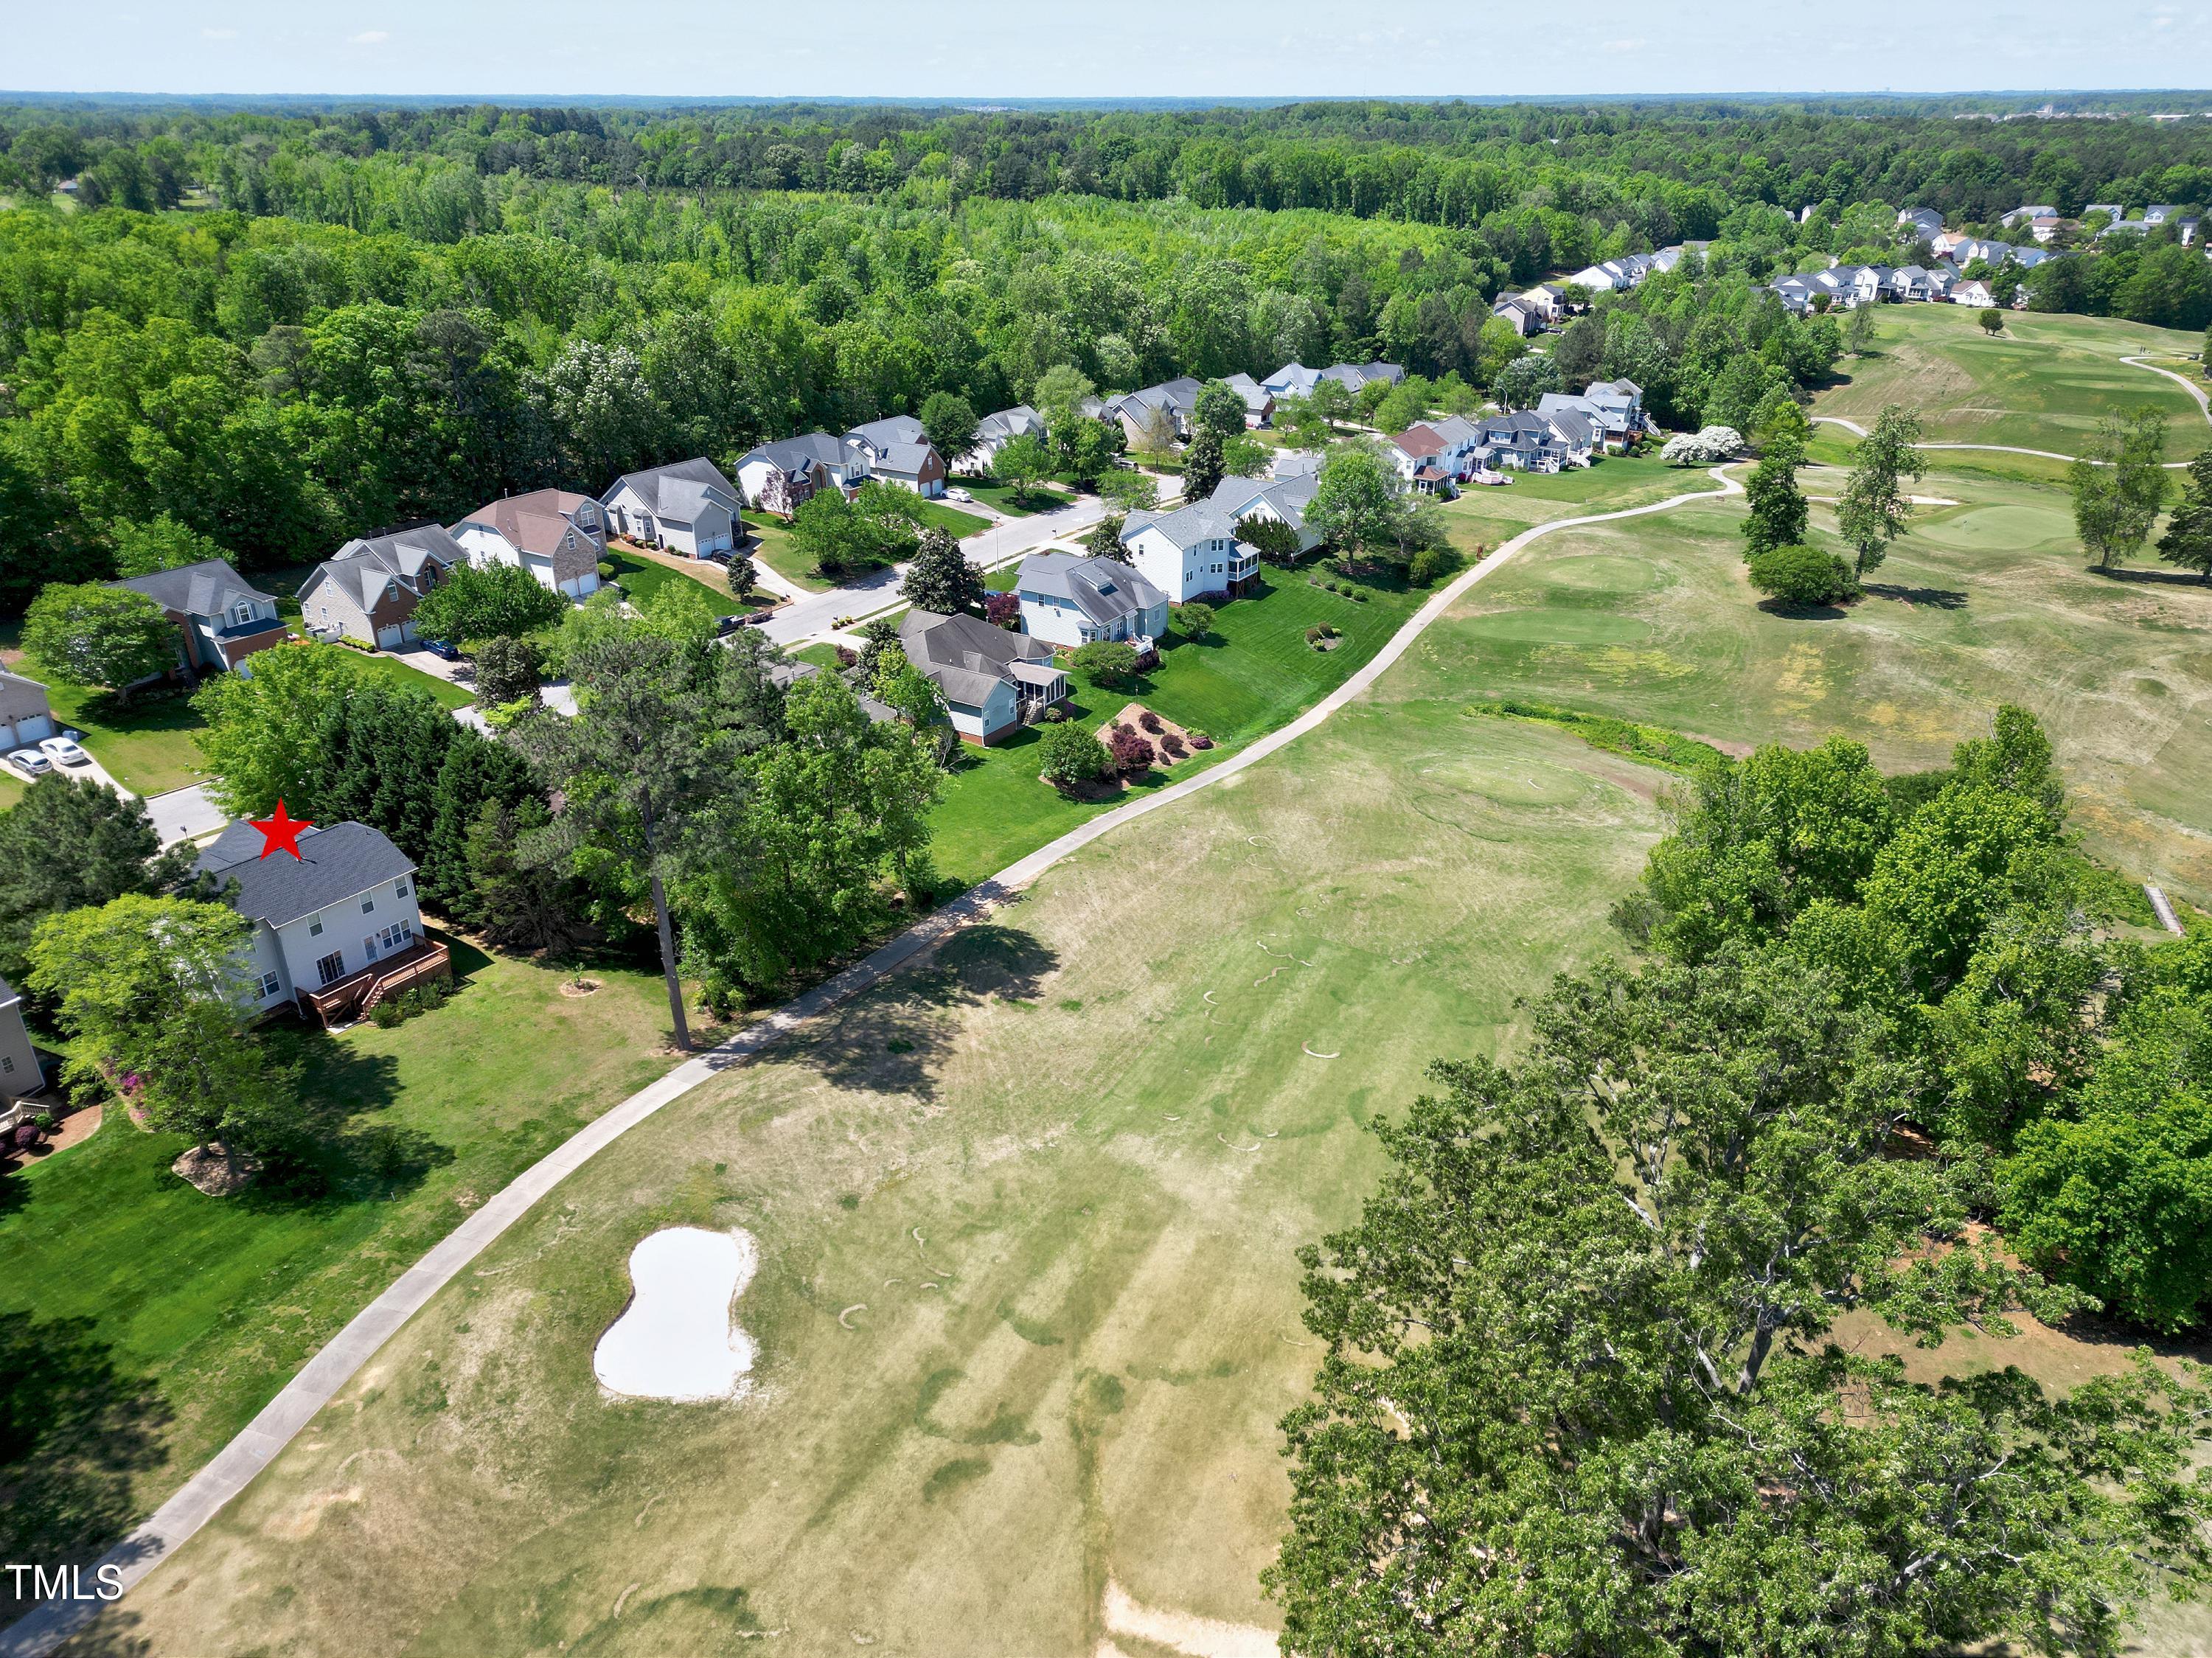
[1182,427,1226,500]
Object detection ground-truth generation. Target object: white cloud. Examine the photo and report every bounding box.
[200,26,237,38]
[347,29,389,44]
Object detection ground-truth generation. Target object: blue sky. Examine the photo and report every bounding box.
[6,0,2210,99]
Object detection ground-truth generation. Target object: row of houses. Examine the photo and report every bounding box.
[2000,202,2201,245]
[1096,363,1407,446]
[1767,251,2048,316]
[1385,381,1650,486]
[1489,245,1706,336]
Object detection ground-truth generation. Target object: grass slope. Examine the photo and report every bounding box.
[1814,304,2209,459]
[1396,464,2212,909]
[928,562,1424,886]
[603,547,752,616]
[98,703,1666,1658]
[0,947,684,1581]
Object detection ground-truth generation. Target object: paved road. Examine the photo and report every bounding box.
[0,462,1747,1658]
[760,493,1111,645]
[144,783,226,848]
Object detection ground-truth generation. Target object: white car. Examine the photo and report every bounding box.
[7,748,52,778]
[38,736,90,767]
[945,487,973,503]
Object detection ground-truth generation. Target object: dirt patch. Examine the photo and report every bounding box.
[172,1143,262,1196]
[558,978,602,998]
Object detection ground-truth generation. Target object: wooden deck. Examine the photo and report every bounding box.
[298,938,452,1026]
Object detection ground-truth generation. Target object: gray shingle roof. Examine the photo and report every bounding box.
[111,559,272,620]
[1121,500,1242,553]
[975,405,1043,444]
[302,524,463,615]
[1208,472,1318,532]
[1015,551,1166,628]
[741,433,850,474]
[602,457,740,523]
[846,415,927,453]
[873,443,938,478]
[897,608,1056,708]
[193,821,417,930]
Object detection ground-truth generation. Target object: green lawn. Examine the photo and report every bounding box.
[604,546,751,616]
[744,520,832,594]
[928,562,1423,886]
[0,944,688,1578]
[1437,453,1701,545]
[789,642,848,671]
[908,498,992,538]
[327,647,477,710]
[1393,462,2212,911]
[108,687,1669,1658]
[1813,304,2210,459]
[956,481,1077,517]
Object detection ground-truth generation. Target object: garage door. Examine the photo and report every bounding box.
[13,714,53,745]
[376,624,407,649]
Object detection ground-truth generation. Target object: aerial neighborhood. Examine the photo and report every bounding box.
[7,83,2212,1658]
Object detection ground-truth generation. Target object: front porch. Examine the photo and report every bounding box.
[298,938,453,1027]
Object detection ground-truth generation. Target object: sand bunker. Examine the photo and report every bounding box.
[594,1226,759,1402]
[1102,1581,1279,1658]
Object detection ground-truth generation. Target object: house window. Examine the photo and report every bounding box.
[316,950,347,987]
[376,922,411,952]
[260,971,282,1000]
[1,1056,12,1075]
[309,917,324,937]
[394,879,409,898]
[361,896,375,914]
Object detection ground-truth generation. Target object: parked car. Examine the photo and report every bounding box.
[38,736,90,767]
[714,613,748,637]
[7,749,52,778]
[946,487,974,504]
[422,639,462,661]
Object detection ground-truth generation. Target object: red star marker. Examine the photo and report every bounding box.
[250,800,313,861]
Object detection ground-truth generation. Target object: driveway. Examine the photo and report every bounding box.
[760,492,1112,646]
[8,747,133,802]
[144,783,227,847]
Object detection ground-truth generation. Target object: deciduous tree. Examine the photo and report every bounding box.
[899,527,984,617]
[2072,408,2171,571]
[0,777,191,983]
[20,585,178,699]
[1741,437,1809,557]
[918,391,980,469]
[1837,404,1927,574]
[411,562,569,646]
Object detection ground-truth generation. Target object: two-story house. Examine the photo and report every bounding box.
[1208,472,1324,550]
[298,524,464,651]
[844,417,948,498]
[1119,501,1258,600]
[192,818,449,1026]
[733,433,867,518]
[1015,551,1169,650]
[0,975,46,1101]
[109,559,288,678]
[599,458,744,557]
[1108,379,1204,450]
[451,490,605,599]
[962,405,1048,472]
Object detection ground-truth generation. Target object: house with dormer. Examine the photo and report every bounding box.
[299,524,464,651]
[600,458,743,558]
[109,559,288,678]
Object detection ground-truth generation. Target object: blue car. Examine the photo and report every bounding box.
[422,638,462,661]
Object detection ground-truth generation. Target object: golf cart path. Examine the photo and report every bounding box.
[0,464,1746,1658]
[1815,352,2209,467]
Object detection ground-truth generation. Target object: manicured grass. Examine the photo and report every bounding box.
[1394,462,2212,911]
[908,498,992,538]
[1814,304,2210,459]
[928,562,1424,885]
[110,698,1672,1658]
[789,642,847,671]
[327,647,476,710]
[603,546,750,616]
[0,944,689,1576]
[1436,453,1697,544]
[956,480,1077,517]
[742,520,832,594]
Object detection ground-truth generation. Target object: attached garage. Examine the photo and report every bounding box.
[0,672,55,751]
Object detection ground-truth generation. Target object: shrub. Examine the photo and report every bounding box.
[1108,726,1155,773]
[1746,543,1860,607]
[1409,546,1463,588]
[984,590,1020,627]
[33,1112,58,1132]
[1040,706,1068,723]
[1073,638,1140,686]
[1038,717,1110,789]
[596,561,616,580]
[1176,601,1216,641]
[834,645,859,668]
[1161,734,1188,759]
[1660,425,1745,466]
[1138,710,1164,734]
[369,1000,404,1028]
[1189,731,1214,750]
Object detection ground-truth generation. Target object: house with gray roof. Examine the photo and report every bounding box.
[1119,500,1257,601]
[963,405,1047,471]
[109,558,288,678]
[1015,551,1169,650]
[299,524,464,652]
[734,433,866,518]
[844,417,947,497]
[1108,379,1204,449]
[897,609,1068,745]
[1209,470,1324,549]
[600,458,743,557]
[1480,411,1569,473]
[1220,373,1276,428]
[192,819,446,1025]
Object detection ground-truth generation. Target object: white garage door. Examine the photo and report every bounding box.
[12,714,53,745]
